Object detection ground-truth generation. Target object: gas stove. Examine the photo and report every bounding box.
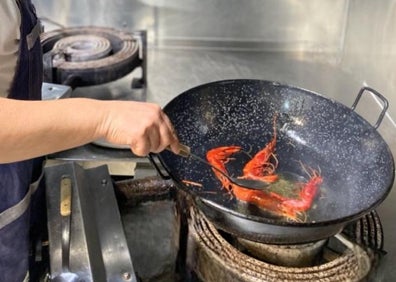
[43,163,387,281]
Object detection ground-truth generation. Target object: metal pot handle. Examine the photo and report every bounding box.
[147,153,172,180]
[351,86,389,129]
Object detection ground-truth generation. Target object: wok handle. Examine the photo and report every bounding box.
[174,143,191,158]
[147,153,172,180]
[351,86,389,129]
[147,144,191,180]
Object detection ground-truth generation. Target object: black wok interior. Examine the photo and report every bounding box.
[158,80,394,227]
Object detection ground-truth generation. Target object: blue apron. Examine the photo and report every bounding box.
[0,0,44,281]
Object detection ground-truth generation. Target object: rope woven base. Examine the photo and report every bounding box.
[186,206,374,282]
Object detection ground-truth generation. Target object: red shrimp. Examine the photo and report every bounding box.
[279,168,323,217]
[239,113,279,182]
[206,146,241,192]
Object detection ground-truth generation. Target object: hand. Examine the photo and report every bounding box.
[101,101,180,156]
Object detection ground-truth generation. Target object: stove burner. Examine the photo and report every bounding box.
[53,35,112,62]
[41,26,146,87]
[186,206,383,281]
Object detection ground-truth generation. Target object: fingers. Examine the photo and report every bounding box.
[159,111,181,154]
[131,141,151,157]
[128,103,180,156]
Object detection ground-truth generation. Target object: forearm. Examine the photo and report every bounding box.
[0,97,106,163]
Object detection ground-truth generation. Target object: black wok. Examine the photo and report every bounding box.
[153,79,394,244]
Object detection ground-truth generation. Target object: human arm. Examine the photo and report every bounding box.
[0,97,180,163]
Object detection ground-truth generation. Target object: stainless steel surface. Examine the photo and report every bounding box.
[45,163,137,282]
[41,82,72,100]
[59,177,73,279]
[33,0,396,280]
[33,0,348,53]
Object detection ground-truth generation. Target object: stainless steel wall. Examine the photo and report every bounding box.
[341,1,396,118]
[34,0,348,52]
[33,0,396,119]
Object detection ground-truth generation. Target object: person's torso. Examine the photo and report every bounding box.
[0,1,44,281]
[0,0,21,97]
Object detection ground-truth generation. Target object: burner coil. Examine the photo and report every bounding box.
[41,26,142,87]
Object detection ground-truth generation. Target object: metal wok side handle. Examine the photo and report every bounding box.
[351,86,389,129]
[147,153,172,180]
